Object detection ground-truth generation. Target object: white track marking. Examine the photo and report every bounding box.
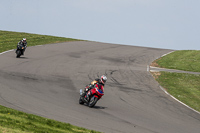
[161,51,174,57]
[149,51,200,115]
[159,86,200,115]
[147,65,149,71]
[0,49,14,55]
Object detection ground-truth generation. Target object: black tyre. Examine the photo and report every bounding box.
[79,97,84,105]
[88,96,98,108]
[16,50,21,58]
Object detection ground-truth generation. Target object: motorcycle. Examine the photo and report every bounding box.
[79,83,104,108]
[16,44,25,58]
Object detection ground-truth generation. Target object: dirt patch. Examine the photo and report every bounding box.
[150,72,161,80]
[150,58,161,67]
[150,61,159,67]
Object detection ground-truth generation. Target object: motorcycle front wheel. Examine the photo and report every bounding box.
[79,97,84,105]
[88,96,98,108]
[16,50,21,58]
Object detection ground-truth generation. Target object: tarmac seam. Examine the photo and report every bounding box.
[149,66,200,75]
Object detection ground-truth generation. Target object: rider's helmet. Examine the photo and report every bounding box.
[22,38,26,43]
[100,75,107,84]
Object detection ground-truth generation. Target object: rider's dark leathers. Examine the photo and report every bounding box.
[17,40,27,55]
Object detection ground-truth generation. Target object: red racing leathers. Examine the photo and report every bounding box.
[86,83,104,99]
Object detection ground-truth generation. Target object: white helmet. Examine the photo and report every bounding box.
[22,38,26,42]
[100,75,107,84]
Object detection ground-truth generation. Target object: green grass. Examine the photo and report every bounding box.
[0,105,99,133]
[155,50,200,72]
[0,30,99,133]
[0,30,81,53]
[152,50,200,112]
[154,72,200,112]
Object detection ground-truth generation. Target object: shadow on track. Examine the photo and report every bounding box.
[16,57,28,59]
[80,104,107,109]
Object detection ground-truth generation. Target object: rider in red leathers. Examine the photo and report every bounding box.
[82,75,107,102]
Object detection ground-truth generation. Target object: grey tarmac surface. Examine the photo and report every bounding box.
[150,66,200,75]
[0,41,200,133]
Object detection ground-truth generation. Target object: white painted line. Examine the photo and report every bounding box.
[161,51,174,57]
[0,49,14,55]
[147,65,149,72]
[150,66,160,69]
[149,50,200,115]
[159,86,169,95]
[159,86,200,115]
[150,70,160,72]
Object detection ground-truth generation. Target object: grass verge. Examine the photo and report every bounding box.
[0,30,99,133]
[152,50,200,72]
[0,105,99,133]
[151,50,200,112]
[0,30,82,53]
[152,72,200,112]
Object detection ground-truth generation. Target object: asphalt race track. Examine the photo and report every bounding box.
[0,41,200,133]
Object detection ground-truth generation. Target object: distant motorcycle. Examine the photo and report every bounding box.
[16,44,25,58]
[79,83,104,108]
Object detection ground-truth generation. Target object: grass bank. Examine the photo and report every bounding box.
[154,50,200,72]
[151,50,200,112]
[0,105,99,133]
[0,30,99,133]
[152,72,200,112]
[0,30,81,53]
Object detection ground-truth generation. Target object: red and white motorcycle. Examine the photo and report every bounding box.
[79,83,104,108]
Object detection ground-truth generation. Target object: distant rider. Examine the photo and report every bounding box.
[17,38,27,55]
[82,75,107,100]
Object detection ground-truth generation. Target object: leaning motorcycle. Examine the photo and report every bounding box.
[16,44,25,58]
[79,83,104,108]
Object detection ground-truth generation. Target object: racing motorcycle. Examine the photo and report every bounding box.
[79,83,104,108]
[16,44,25,58]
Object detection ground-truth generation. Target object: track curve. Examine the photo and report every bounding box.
[0,41,199,133]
